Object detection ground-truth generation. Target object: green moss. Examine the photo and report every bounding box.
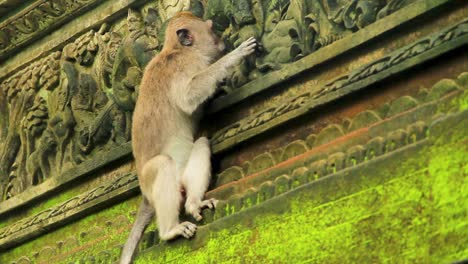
[0,196,142,263]
[136,113,467,264]
[437,90,468,114]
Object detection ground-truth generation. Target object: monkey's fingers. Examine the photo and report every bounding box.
[245,38,257,54]
[241,37,256,49]
[237,37,254,48]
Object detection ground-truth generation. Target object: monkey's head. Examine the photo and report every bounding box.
[164,12,225,60]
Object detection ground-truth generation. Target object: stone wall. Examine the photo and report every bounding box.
[0,0,466,263]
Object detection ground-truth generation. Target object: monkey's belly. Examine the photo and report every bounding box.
[161,135,194,174]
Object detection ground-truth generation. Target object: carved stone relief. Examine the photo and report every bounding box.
[0,0,102,60]
[0,0,416,201]
[0,6,163,200]
[204,0,414,91]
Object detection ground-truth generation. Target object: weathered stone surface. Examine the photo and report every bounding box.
[347,110,382,132]
[315,124,345,147]
[280,140,309,161]
[215,166,244,187]
[428,79,461,100]
[386,96,420,117]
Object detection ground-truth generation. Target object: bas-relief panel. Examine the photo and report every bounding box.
[0,0,413,201]
[0,8,160,200]
[0,0,104,60]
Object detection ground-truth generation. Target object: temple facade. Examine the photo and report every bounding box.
[0,0,466,263]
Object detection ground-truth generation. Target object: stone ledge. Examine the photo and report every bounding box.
[0,142,133,216]
[0,0,105,60]
[131,109,467,263]
[0,172,139,250]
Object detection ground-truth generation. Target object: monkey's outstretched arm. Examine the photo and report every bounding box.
[178,37,257,114]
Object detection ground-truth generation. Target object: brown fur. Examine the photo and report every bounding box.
[132,12,222,179]
[121,12,256,264]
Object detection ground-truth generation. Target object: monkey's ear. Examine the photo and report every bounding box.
[176,29,193,46]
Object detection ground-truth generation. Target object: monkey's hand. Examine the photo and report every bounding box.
[226,37,257,66]
[186,198,218,221]
[234,37,257,57]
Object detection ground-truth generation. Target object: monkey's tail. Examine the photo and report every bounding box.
[120,198,154,264]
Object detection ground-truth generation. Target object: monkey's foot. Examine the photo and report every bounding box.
[185,198,218,221]
[160,222,197,240]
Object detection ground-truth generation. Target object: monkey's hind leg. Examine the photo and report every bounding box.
[143,155,197,241]
[120,198,154,264]
[182,137,218,221]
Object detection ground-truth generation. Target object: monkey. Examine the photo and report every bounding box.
[120,12,256,264]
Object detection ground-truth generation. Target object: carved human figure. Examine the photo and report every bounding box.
[26,130,57,185]
[47,61,77,173]
[112,8,160,112]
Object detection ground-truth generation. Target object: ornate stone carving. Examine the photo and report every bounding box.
[0,172,137,244]
[211,19,467,147]
[203,0,413,91]
[0,0,104,60]
[0,51,61,199]
[0,5,167,200]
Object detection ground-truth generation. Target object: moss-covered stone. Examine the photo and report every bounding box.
[135,111,467,264]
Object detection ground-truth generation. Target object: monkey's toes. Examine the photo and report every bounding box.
[179,221,197,239]
[201,198,218,209]
[193,211,203,221]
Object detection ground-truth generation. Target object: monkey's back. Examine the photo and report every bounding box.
[132,50,192,177]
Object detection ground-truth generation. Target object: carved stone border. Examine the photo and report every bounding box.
[0,172,139,250]
[210,18,468,153]
[0,3,464,220]
[208,0,456,113]
[0,143,132,215]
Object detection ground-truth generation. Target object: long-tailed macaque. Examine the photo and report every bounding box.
[120,12,256,263]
